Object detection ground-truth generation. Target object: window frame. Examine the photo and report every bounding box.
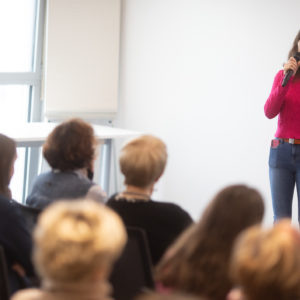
[0,0,46,202]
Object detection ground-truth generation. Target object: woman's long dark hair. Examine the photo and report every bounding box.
[0,134,16,198]
[155,185,264,300]
[288,30,300,79]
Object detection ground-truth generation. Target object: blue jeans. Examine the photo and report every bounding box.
[269,139,300,222]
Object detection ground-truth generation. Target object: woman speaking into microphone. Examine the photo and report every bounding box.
[265,30,300,222]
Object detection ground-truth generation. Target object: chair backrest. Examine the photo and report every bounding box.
[17,203,42,233]
[109,226,154,300]
[0,246,10,300]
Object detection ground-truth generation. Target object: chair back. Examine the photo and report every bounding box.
[17,203,42,233]
[109,226,154,300]
[0,246,9,300]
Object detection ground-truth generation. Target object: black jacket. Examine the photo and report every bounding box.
[0,195,34,294]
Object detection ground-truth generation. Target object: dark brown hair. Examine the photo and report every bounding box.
[0,134,16,198]
[288,30,300,78]
[43,119,97,171]
[155,185,264,300]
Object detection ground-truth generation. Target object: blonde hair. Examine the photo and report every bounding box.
[120,135,167,188]
[33,199,127,283]
[230,220,300,300]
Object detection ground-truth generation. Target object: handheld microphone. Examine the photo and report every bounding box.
[282,52,300,87]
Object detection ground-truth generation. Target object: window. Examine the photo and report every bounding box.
[0,0,45,202]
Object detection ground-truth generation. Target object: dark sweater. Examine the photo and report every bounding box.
[0,195,34,294]
[107,195,193,265]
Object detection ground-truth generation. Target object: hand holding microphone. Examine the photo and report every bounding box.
[282,40,300,87]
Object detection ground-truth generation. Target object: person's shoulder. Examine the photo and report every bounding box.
[32,171,53,183]
[11,288,45,300]
[0,195,18,214]
[152,200,185,210]
[106,193,121,205]
[86,184,107,202]
[151,200,192,219]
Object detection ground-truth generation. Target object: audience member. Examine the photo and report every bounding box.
[0,133,35,294]
[228,220,300,300]
[12,199,127,300]
[26,119,106,209]
[107,135,193,265]
[136,291,207,300]
[155,185,264,300]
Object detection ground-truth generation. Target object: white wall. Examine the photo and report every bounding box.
[115,0,300,222]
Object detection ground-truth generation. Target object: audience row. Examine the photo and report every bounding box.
[0,118,299,300]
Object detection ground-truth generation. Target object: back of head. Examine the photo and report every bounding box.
[120,135,167,188]
[43,118,96,171]
[0,134,16,198]
[200,184,264,241]
[230,220,300,300]
[155,184,264,300]
[33,199,127,284]
[136,291,207,300]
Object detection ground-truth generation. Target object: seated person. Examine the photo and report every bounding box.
[0,134,35,295]
[12,199,127,300]
[26,118,106,209]
[136,291,207,300]
[107,135,193,265]
[155,185,264,300]
[228,220,300,300]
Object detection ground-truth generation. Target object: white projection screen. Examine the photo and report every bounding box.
[44,0,121,120]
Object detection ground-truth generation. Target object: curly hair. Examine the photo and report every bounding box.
[0,134,16,198]
[155,185,264,300]
[43,119,97,171]
[230,220,300,300]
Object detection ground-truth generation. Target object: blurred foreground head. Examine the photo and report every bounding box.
[33,199,127,284]
[136,291,207,300]
[230,220,300,300]
[156,184,264,300]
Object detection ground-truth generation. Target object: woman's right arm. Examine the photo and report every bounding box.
[264,57,299,119]
[264,70,289,119]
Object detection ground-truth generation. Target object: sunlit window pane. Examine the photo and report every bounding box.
[0,85,31,202]
[10,148,26,202]
[0,0,36,72]
[0,86,30,125]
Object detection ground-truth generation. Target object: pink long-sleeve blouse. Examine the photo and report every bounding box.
[264,70,300,138]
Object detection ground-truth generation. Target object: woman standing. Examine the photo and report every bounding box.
[265,30,300,221]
